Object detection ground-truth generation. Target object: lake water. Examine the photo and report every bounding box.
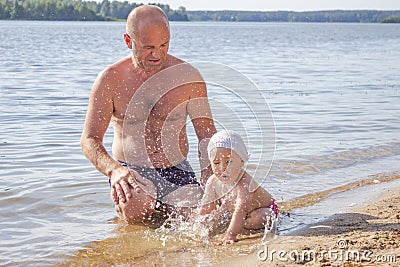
[1,21,400,266]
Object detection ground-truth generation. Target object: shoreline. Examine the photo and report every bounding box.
[219,186,400,266]
[57,180,400,267]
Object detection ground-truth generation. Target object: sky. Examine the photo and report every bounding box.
[149,0,400,11]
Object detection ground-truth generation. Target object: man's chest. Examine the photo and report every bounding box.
[114,84,190,123]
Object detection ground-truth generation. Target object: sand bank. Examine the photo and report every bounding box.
[219,186,400,267]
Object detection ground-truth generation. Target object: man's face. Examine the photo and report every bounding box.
[128,23,170,74]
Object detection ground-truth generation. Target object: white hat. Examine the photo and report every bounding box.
[207,130,249,162]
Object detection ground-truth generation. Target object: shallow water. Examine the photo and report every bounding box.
[1,21,400,266]
[281,177,400,235]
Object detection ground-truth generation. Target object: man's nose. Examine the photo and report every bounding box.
[151,48,161,57]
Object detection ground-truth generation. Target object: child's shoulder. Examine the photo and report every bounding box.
[237,171,260,191]
[238,171,254,185]
[205,174,219,186]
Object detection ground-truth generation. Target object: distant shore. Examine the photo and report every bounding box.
[1,0,400,23]
[186,10,400,23]
[218,186,400,266]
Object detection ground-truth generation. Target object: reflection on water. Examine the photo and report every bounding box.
[0,21,400,266]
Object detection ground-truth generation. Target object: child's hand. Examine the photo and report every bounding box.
[218,233,237,245]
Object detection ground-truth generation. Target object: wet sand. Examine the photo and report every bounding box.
[219,186,400,267]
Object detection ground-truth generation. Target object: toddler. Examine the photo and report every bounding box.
[198,130,278,245]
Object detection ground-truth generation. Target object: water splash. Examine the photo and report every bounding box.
[261,212,279,245]
[153,200,280,249]
[154,207,216,246]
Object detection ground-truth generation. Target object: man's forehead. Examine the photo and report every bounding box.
[132,20,169,37]
[134,30,170,45]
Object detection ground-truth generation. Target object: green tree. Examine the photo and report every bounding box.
[0,1,10,19]
[99,0,109,17]
[10,0,24,19]
[382,16,400,23]
[0,0,185,21]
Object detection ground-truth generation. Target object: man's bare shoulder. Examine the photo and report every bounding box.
[91,56,134,97]
[165,54,185,66]
[99,56,131,79]
[165,54,201,75]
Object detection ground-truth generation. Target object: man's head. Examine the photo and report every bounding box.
[124,5,170,74]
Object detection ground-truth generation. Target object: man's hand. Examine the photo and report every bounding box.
[109,167,144,204]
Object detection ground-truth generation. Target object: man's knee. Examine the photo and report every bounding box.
[115,189,156,224]
[161,184,203,207]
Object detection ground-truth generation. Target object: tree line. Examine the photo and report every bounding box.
[187,10,400,23]
[0,0,399,22]
[381,16,400,23]
[0,0,188,21]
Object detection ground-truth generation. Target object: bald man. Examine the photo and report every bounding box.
[81,5,216,223]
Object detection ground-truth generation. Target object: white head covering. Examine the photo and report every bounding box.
[207,130,249,162]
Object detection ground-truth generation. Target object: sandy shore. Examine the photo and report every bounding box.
[219,186,400,267]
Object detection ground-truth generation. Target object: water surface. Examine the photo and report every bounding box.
[1,21,400,266]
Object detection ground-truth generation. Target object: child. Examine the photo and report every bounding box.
[198,130,278,245]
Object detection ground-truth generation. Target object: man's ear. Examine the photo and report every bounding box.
[123,33,133,49]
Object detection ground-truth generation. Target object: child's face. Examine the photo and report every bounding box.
[210,147,244,184]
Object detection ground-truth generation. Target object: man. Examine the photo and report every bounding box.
[81,5,216,223]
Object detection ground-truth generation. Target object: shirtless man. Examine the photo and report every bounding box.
[81,5,216,223]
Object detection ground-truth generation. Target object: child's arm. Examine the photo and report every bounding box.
[220,186,251,245]
[198,198,216,215]
[198,176,218,215]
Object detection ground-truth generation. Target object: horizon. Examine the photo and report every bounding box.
[184,8,400,12]
[146,0,400,12]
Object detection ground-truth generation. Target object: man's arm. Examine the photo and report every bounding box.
[193,116,215,186]
[187,76,216,186]
[80,70,133,204]
[187,80,217,186]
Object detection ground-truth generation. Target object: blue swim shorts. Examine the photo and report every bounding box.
[117,160,201,202]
